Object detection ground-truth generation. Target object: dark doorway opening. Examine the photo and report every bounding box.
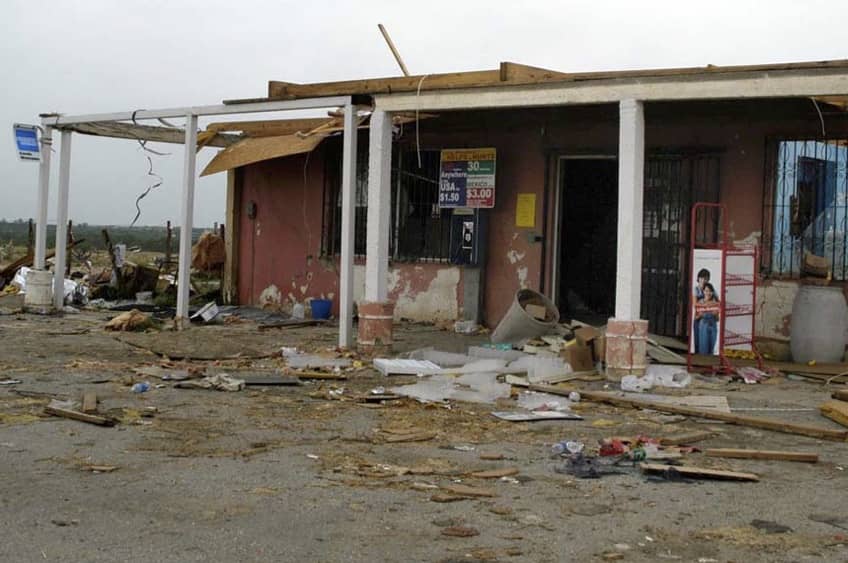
[558,158,618,324]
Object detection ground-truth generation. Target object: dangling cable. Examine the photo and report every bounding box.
[129,110,169,226]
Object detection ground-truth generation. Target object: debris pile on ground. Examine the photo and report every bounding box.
[105,309,156,331]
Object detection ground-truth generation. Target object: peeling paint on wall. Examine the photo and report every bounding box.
[506,249,526,264]
[393,267,460,321]
[757,281,798,340]
[517,266,528,288]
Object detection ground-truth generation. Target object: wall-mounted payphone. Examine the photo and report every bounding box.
[449,209,487,266]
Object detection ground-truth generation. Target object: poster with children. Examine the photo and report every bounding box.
[690,249,723,355]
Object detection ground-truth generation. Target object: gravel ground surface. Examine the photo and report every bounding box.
[1,297,848,562]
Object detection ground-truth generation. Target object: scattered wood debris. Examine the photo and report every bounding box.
[441,526,480,537]
[105,309,155,332]
[81,392,97,414]
[704,448,818,463]
[820,400,848,428]
[44,400,115,427]
[469,467,519,479]
[530,384,848,441]
[441,484,497,497]
[640,463,759,482]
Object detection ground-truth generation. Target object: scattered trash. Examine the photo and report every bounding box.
[551,440,584,455]
[406,348,471,367]
[555,452,622,479]
[469,467,519,478]
[190,301,220,323]
[287,353,352,370]
[176,373,245,391]
[390,373,510,404]
[373,358,440,376]
[0,379,22,385]
[750,519,793,534]
[492,411,583,422]
[736,366,769,384]
[621,365,692,392]
[131,382,150,393]
[516,391,571,411]
[453,320,479,334]
[105,309,155,331]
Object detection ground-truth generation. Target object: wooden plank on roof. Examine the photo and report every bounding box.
[266,59,848,101]
[59,122,237,147]
[269,69,505,99]
[206,118,337,137]
[200,134,325,176]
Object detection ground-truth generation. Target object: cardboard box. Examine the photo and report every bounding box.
[562,342,594,372]
[573,325,601,346]
[592,335,606,364]
[524,303,548,320]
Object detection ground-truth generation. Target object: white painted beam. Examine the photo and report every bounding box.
[374,71,848,112]
[33,127,53,270]
[338,103,358,348]
[41,97,351,126]
[175,113,198,326]
[614,99,645,321]
[52,130,72,309]
[364,110,392,302]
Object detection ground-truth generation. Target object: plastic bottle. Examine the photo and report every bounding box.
[131,382,150,393]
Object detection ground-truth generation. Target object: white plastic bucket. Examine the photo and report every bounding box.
[23,269,54,312]
[490,289,560,344]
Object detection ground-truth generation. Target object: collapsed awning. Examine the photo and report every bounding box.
[200,133,326,176]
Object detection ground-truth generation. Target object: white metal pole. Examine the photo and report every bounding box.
[364,110,393,302]
[53,130,72,309]
[175,113,198,327]
[34,127,53,270]
[338,103,357,348]
[614,99,645,320]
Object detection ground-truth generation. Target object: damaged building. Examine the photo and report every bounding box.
[206,60,848,355]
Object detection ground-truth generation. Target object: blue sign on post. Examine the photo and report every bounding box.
[13,124,40,161]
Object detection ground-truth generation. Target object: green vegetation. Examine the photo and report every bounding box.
[0,220,212,253]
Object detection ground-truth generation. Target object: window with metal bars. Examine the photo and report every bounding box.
[321,143,452,262]
[762,139,848,278]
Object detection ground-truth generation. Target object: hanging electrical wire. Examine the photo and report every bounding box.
[129,110,171,226]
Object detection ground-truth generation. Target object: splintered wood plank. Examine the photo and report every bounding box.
[658,431,715,446]
[45,405,115,427]
[640,463,759,482]
[820,400,848,428]
[832,390,848,401]
[528,384,848,442]
[704,448,818,463]
[383,431,437,443]
[469,467,519,479]
[81,392,98,414]
[441,484,498,497]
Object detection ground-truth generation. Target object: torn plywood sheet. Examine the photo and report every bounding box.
[201,134,325,176]
[625,393,731,413]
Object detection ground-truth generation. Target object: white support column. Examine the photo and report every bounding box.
[338,103,357,348]
[52,130,72,309]
[34,127,53,270]
[364,109,392,302]
[615,99,645,320]
[175,113,198,327]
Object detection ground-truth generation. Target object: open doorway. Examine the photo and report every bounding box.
[557,157,618,324]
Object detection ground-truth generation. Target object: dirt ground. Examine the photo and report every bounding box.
[1,295,848,562]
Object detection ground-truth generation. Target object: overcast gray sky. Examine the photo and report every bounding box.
[2,0,846,226]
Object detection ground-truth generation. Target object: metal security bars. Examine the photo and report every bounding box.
[641,155,721,337]
[322,142,451,262]
[762,138,848,279]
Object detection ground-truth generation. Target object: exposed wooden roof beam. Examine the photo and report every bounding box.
[56,121,239,147]
[268,59,848,101]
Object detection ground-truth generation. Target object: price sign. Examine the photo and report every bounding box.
[439,148,496,208]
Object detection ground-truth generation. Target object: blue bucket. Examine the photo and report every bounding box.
[311,298,332,320]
